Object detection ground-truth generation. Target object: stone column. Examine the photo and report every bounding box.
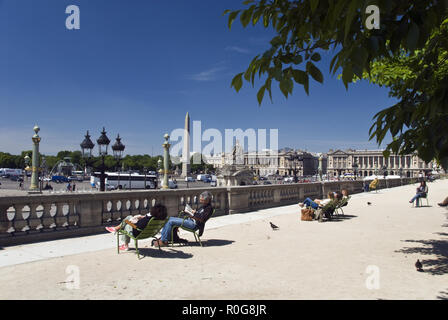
[162,133,171,189]
[30,125,41,192]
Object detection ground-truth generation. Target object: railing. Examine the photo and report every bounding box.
[0,178,415,246]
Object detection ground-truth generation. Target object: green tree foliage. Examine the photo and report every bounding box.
[225,0,448,167]
[0,150,164,173]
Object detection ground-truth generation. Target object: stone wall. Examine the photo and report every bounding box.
[0,178,416,246]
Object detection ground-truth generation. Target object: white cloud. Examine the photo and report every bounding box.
[188,66,226,81]
[225,46,250,54]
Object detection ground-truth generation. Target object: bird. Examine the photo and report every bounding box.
[269,222,279,230]
[367,202,372,206]
[415,259,423,271]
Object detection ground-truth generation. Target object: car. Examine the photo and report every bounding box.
[168,180,178,189]
[185,176,195,182]
[263,181,272,185]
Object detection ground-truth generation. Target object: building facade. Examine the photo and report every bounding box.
[327,149,438,178]
[207,149,328,178]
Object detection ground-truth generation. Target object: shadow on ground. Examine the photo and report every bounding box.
[327,214,358,222]
[437,290,448,300]
[171,239,235,248]
[126,247,194,260]
[395,238,448,275]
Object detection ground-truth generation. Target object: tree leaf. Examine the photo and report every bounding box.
[228,11,240,30]
[231,73,244,92]
[257,85,266,105]
[307,61,323,83]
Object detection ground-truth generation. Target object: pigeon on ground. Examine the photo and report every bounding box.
[415,259,423,271]
[269,222,279,230]
[367,202,372,206]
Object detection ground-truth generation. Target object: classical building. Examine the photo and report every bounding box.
[327,149,437,178]
[207,148,327,178]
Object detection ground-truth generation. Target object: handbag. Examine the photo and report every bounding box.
[301,208,315,221]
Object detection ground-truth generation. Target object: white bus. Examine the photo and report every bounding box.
[90,172,158,190]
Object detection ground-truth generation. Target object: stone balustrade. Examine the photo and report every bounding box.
[0,178,416,246]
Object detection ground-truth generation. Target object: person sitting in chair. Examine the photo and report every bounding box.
[298,192,335,210]
[105,204,167,251]
[154,191,214,247]
[369,178,379,191]
[409,181,428,205]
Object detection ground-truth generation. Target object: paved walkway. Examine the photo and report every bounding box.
[0,180,447,299]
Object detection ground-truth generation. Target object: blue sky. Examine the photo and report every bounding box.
[0,0,395,156]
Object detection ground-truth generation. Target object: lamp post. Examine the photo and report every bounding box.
[40,156,47,191]
[157,158,162,189]
[287,154,302,183]
[399,167,403,186]
[96,128,111,192]
[162,134,171,189]
[375,160,378,175]
[111,134,125,190]
[29,125,41,193]
[24,154,30,183]
[80,130,95,179]
[382,164,388,188]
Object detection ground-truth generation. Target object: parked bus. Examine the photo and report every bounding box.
[90,172,158,190]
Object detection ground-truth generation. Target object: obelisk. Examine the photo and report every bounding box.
[181,112,191,178]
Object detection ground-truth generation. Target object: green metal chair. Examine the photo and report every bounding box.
[414,194,429,207]
[316,200,337,221]
[334,196,350,215]
[117,218,168,259]
[170,209,216,247]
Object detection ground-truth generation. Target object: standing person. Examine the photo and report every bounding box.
[155,191,214,246]
[66,182,72,192]
[19,182,23,190]
[105,204,168,251]
[72,182,76,192]
[409,181,428,204]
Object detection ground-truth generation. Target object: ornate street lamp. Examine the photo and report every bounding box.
[287,154,302,183]
[157,158,162,189]
[112,134,125,189]
[383,164,388,188]
[24,154,30,182]
[80,130,95,176]
[96,127,111,192]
